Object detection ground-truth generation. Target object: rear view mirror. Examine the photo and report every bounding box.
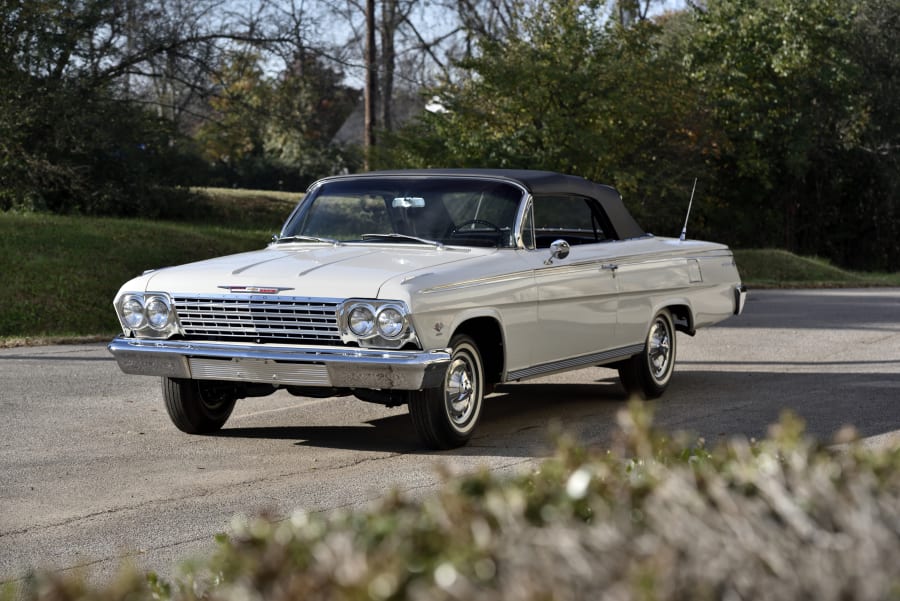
[392,197,426,209]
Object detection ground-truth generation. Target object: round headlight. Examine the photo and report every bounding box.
[348,306,375,337]
[122,298,145,329]
[376,307,405,338]
[146,297,170,330]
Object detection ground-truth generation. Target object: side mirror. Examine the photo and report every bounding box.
[544,239,571,265]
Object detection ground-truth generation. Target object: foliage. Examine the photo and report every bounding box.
[376,1,610,174]
[683,0,897,267]
[195,52,272,174]
[0,0,201,213]
[263,51,361,181]
[0,0,358,214]
[194,50,360,191]
[375,0,733,241]
[0,61,193,215]
[379,0,900,271]
[9,405,900,600]
[2,0,898,268]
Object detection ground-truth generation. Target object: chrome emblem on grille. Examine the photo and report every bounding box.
[218,285,294,294]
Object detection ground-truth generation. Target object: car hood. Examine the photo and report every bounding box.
[138,244,484,299]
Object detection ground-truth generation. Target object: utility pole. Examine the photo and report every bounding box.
[364,0,377,170]
[125,0,135,96]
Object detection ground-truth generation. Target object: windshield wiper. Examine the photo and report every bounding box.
[274,235,341,245]
[360,233,444,248]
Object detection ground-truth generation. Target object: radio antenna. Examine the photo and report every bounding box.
[680,178,698,242]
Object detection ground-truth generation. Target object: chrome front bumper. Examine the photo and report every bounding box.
[108,337,451,390]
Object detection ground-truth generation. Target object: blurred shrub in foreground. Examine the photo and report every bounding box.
[12,405,900,601]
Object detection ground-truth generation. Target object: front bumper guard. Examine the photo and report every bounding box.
[108,337,451,390]
[734,284,749,315]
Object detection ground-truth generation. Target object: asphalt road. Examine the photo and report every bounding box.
[1,289,898,585]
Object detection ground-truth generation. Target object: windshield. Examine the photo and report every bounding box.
[280,177,525,248]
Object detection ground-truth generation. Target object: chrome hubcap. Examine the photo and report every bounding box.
[445,355,476,428]
[648,318,672,380]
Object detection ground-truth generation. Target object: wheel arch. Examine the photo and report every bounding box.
[661,302,695,336]
[451,315,505,387]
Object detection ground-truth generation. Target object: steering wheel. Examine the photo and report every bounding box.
[446,219,503,237]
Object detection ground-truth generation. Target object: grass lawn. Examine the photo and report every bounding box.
[734,248,900,288]
[0,212,271,342]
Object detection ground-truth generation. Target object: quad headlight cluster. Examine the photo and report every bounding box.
[340,300,414,347]
[115,293,179,338]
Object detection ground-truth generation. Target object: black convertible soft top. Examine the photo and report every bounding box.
[314,169,647,240]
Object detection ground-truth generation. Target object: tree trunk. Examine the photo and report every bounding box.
[364,0,377,169]
[380,0,397,133]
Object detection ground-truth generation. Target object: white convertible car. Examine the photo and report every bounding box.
[110,169,746,448]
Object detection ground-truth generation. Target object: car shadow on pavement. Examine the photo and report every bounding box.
[213,413,421,453]
[212,379,630,456]
[205,366,900,456]
[654,369,900,446]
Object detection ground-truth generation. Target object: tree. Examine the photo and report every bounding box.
[265,50,360,180]
[0,0,192,214]
[365,0,377,162]
[195,51,270,170]
[325,0,476,160]
[614,0,657,25]
[377,1,604,170]
[376,0,710,235]
[378,0,897,270]
[837,0,900,270]
[684,0,890,263]
[0,0,322,212]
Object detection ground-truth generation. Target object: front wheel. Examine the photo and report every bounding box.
[618,310,676,399]
[161,378,237,434]
[408,335,485,449]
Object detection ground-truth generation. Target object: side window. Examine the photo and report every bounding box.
[532,196,609,248]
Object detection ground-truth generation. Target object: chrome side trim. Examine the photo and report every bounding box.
[508,343,644,381]
[108,337,450,390]
[420,270,533,293]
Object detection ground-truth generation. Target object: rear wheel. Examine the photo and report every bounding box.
[618,309,676,399]
[408,335,485,449]
[161,377,236,434]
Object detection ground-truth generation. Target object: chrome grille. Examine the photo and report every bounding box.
[173,295,341,344]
